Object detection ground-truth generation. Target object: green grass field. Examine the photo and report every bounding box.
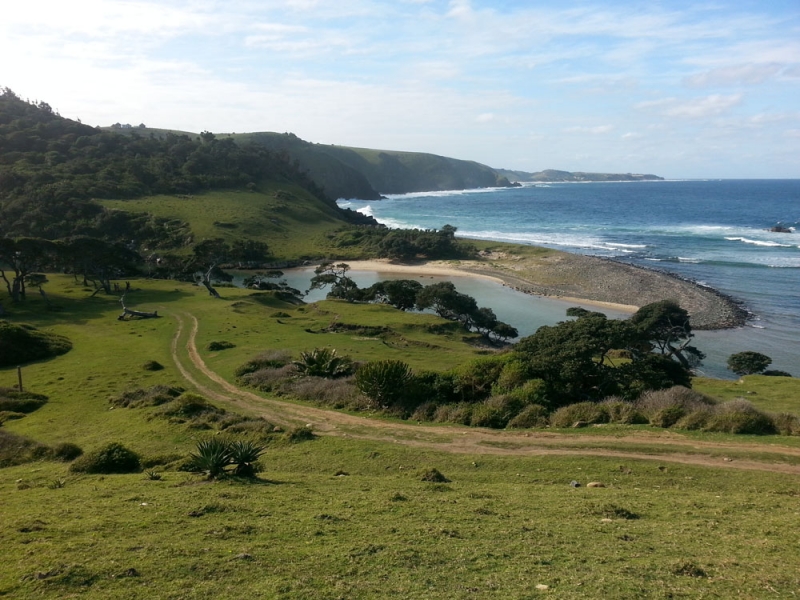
[2,275,800,599]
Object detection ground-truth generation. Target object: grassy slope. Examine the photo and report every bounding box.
[1,276,800,598]
[100,184,370,260]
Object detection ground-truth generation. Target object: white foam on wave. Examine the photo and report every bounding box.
[383,186,511,200]
[677,257,702,263]
[459,229,613,251]
[725,237,793,248]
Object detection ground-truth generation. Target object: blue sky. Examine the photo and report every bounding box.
[2,0,799,178]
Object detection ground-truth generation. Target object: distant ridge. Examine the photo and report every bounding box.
[495,168,664,183]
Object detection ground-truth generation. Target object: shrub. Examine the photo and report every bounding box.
[763,370,793,377]
[410,401,439,422]
[355,360,414,408]
[420,468,450,483]
[675,408,715,431]
[774,413,800,436]
[206,341,236,351]
[235,350,292,377]
[240,365,295,392]
[228,440,266,477]
[507,404,550,429]
[505,379,547,406]
[0,321,72,367]
[293,348,353,378]
[470,403,509,429]
[283,425,315,443]
[110,385,182,408]
[287,376,361,408]
[142,360,164,371]
[0,429,50,467]
[493,360,532,394]
[636,386,715,424]
[189,438,233,478]
[449,355,509,403]
[70,442,141,474]
[433,403,474,425]
[0,389,48,413]
[550,402,610,428]
[600,397,647,425]
[153,393,218,420]
[52,442,83,462]
[704,399,777,435]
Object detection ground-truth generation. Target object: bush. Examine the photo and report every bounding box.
[153,393,218,420]
[507,404,549,429]
[0,430,50,467]
[470,403,509,429]
[110,385,182,408]
[206,341,236,351]
[283,425,315,443]
[704,399,777,435]
[774,413,800,436]
[420,468,450,483]
[293,348,353,378]
[410,401,439,422]
[550,402,610,428]
[505,379,546,406]
[0,321,72,367]
[449,355,509,403]
[235,350,292,377]
[433,403,474,425]
[70,442,141,474]
[600,397,647,425]
[636,386,715,424]
[142,360,164,371]
[288,376,361,408]
[240,365,295,392]
[763,370,793,377]
[189,438,233,478]
[52,442,83,461]
[355,360,414,408]
[493,360,531,394]
[675,408,715,431]
[0,388,48,413]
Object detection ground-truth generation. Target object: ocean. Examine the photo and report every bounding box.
[337,180,800,379]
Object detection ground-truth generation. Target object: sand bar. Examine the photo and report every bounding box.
[340,252,746,330]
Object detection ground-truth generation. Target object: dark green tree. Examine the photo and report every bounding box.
[727,351,772,376]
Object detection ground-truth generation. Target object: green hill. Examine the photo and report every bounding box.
[233,132,515,199]
[496,168,664,182]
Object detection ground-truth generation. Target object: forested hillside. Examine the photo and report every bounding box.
[0,89,373,243]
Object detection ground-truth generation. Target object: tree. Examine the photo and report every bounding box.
[188,238,230,298]
[0,238,57,302]
[58,237,141,295]
[629,300,704,368]
[415,282,478,328]
[727,351,772,376]
[309,262,360,301]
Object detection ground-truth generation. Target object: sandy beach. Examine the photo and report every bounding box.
[341,252,746,330]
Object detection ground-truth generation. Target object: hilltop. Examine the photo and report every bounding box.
[495,168,664,183]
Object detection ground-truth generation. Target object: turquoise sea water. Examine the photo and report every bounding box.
[336,180,799,378]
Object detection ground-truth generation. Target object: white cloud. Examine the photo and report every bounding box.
[476,113,495,123]
[684,63,783,87]
[564,125,614,134]
[636,94,743,119]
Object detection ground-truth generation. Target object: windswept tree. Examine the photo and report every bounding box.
[362,279,423,311]
[309,262,360,301]
[0,237,57,302]
[628,300,705,368]
[58,237,141,295]
[188,238,230,298]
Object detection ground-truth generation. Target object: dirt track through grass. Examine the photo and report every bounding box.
[171,312,800,475]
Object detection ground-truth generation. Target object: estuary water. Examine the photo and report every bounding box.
[337,180,799,379]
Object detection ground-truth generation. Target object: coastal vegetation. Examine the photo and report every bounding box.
[1,91,799,598]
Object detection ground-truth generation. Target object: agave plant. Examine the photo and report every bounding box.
[228,440,266,477]
[354,360,414,407]
[293,348,353,378]
[190,438,232,479]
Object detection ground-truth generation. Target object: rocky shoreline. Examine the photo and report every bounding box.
[455,252,748,330]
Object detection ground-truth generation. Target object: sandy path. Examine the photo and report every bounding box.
[170,312,800,475]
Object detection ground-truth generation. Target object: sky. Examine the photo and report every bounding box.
[2,0,799,178]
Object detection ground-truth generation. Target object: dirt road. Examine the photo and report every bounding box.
[171,312,800,475]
